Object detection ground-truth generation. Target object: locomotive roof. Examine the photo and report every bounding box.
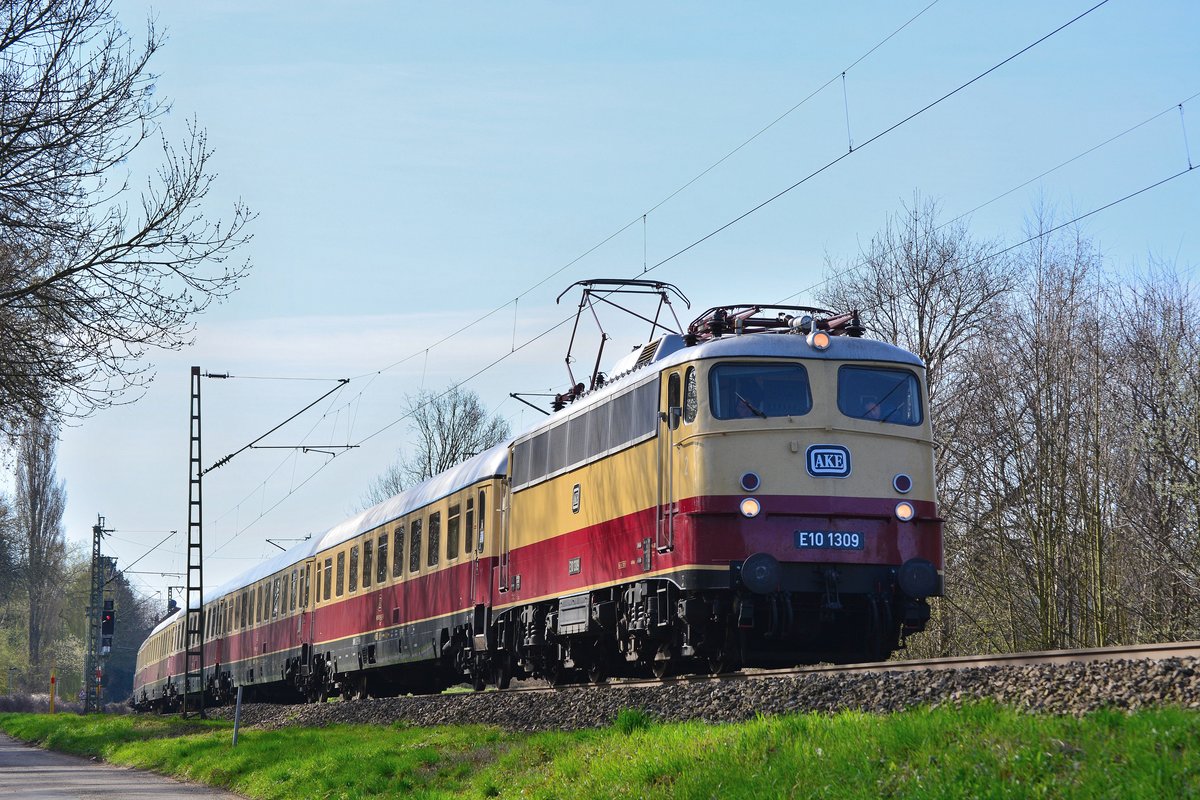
[146,445,509,639]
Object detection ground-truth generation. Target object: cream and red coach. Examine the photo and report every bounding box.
[134,302,942,706]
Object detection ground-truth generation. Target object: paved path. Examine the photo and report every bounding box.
[0,734,243,799]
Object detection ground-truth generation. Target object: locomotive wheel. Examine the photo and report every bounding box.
[472,656,487,692]
[860,597,889,663]
[494,653,513,690]
[651,643,673,680]
[586,643,610,685]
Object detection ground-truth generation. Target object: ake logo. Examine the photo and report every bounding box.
[806,444,851,478]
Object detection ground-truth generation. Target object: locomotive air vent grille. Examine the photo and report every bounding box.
[634,340,661,369]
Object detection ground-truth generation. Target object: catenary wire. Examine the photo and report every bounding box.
[200,0,1121,558]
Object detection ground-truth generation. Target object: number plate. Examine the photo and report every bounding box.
[794,530,865,550]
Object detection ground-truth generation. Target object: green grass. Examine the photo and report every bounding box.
[3,703,1199,799]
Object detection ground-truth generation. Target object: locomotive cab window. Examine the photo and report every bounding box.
[709,362,812,420]
[682,366,698,423]
[837,365,922,425]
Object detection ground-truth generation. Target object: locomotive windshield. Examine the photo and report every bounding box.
[709,362,812,419]
[837,365,922,425]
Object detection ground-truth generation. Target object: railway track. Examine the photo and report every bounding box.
[208,641,1200,732]
[503,639,1200,693]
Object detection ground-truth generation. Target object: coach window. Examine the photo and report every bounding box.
[392,524,405,578]
[281,574,290,615]
[315,561,324,604]
[683,367,698,424]
[336,551,346,597]
[409,519,423,573]
[290,569,298,611]
[465,498,475,556]
[363,540,373,589]
[837,365,922,426]
[256,585,263,623]
[349,546,359,593]
[447,505,461,560]
[477,490,487,552]
[302,566,310,607]
[427,512,441,568]
[377,534,388,584]
[323,557,333,601]
[273,578,281,617]
[709,362,812,419]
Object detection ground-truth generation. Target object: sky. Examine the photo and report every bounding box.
[15,0,1199,610]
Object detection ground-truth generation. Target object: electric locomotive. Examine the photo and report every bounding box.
[132,285,942,707]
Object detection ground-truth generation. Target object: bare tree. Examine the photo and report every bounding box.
[365,386,511,506]
[14,417,67,675]
[0,0,254,438]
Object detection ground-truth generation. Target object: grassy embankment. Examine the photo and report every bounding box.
[2,704,1198,799]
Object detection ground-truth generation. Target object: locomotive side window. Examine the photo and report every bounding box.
[683,367,698,423]
[349,546,359,593]
[512,379,659,491]
[392,524,405,578]
[709,362,812,419]
[837,365,922,425]
[336,551,346,597]
[427,512,441,568]
[363,540,373,588]
[377,535,388,584]
[409,519,423,573]
[447,505,460,559]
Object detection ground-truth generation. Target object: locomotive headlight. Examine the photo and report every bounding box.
[807,330,831,351]
[740,472,761,492]
[893,473,913,494]
[894,501,916,522]
[740,497,762,518]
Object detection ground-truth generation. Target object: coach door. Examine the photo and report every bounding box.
[657,371,682,552]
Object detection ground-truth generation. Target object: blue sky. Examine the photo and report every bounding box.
[33,0,1199,604]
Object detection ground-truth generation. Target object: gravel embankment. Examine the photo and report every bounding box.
[205,657,1200,733]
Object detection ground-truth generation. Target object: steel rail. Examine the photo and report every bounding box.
[501,640,1200,694]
